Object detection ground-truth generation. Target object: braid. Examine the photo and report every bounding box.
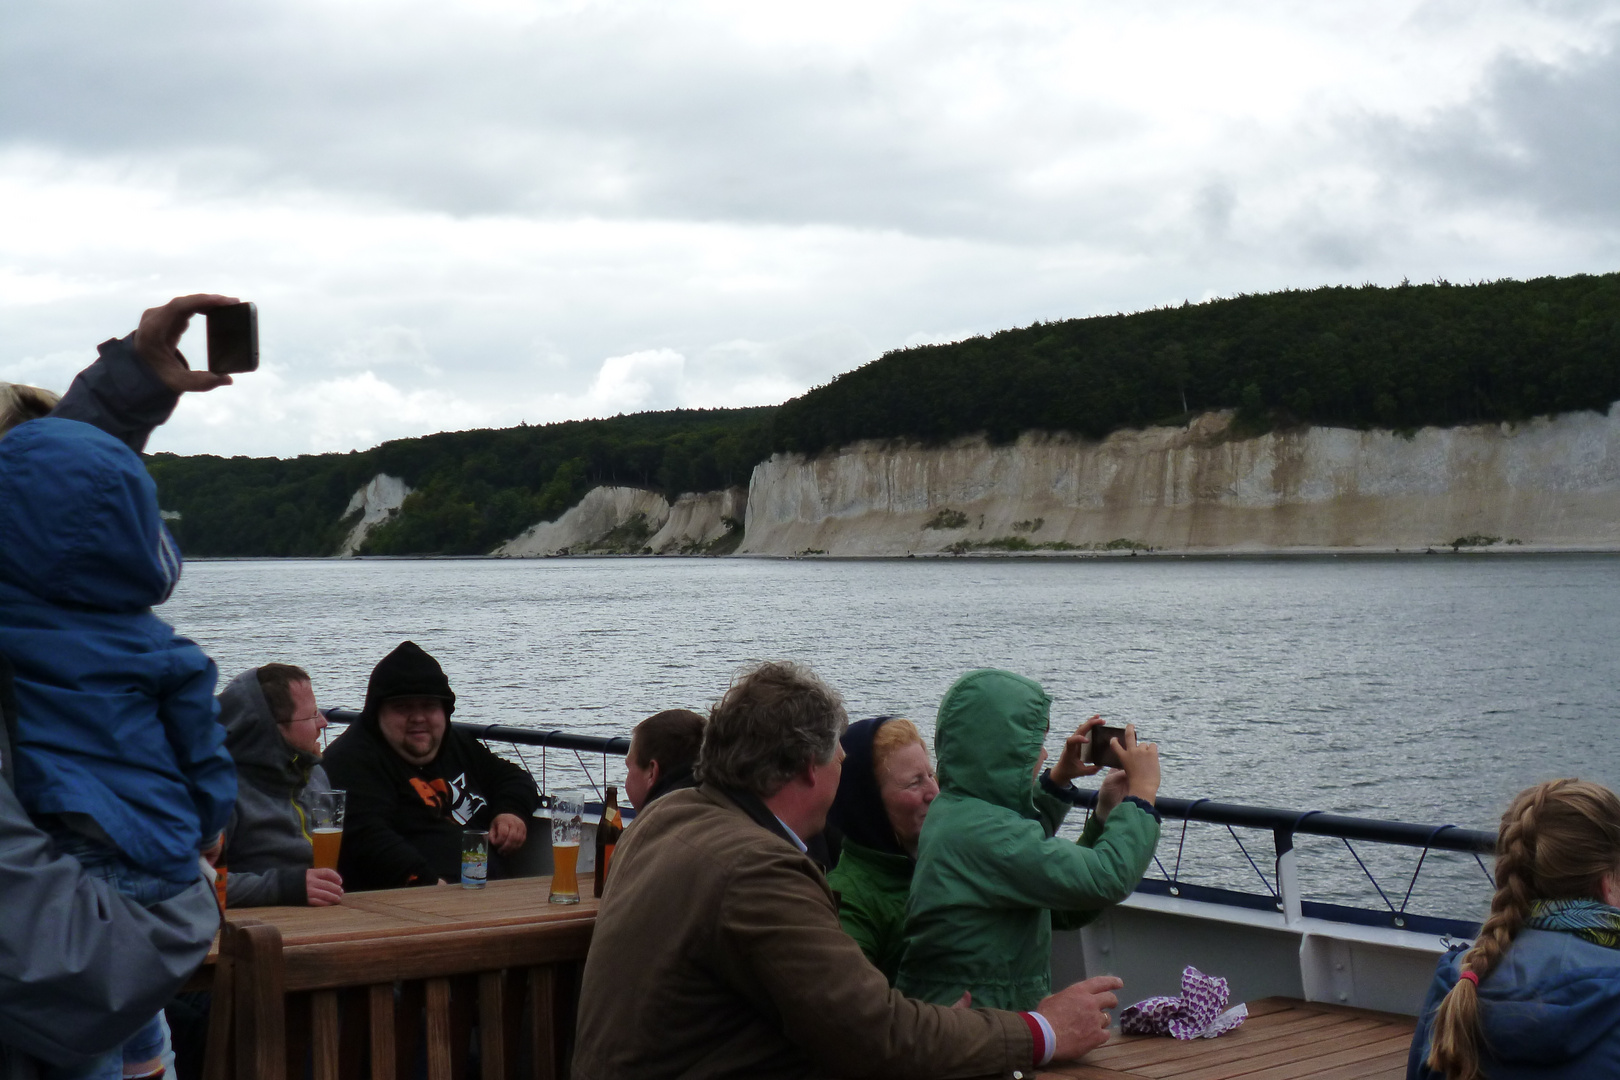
[1427,779,1566,1080]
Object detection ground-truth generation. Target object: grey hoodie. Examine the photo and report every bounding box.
[219,668,332,908]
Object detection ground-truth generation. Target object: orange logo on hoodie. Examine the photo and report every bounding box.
[409,777,450,811]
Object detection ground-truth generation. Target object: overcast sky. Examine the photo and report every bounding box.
[3,0,1619,457]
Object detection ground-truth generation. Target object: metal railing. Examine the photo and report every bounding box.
[1067,790,1494,937]
[322,711,1493,935]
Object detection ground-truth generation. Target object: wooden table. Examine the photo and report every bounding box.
[225,874,598,944]
[1037,998,1416,1080]
[208,875,599,1080]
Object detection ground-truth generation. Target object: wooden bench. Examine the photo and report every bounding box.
[204,876,597,1080]
[1037,997,1418,1080]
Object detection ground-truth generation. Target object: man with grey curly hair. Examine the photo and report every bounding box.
[575,660,1124,1080]
[697,660,846,796]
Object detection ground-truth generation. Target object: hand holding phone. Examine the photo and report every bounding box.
[1082,725,1127,770]
[132,294,240,394]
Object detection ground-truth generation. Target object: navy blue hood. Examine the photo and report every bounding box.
[1471,931,1620,1065]
[829,717,905,857]
[1413,932,1620,1078]
[0,418,181,612]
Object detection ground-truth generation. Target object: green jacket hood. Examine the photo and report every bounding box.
[934,669,1050,820]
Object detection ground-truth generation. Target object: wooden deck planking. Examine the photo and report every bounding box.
[1036,999,1416,1080]
[1084,1011,1368,1073]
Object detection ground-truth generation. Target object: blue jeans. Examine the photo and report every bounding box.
[45,830,192,1079]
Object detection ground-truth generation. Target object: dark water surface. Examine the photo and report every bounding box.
[167,554,1620,919]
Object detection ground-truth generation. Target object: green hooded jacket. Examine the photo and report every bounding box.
[895,669,1161,1011]
[827,838,914,984]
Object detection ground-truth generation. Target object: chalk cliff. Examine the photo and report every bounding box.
[495,486,745,556]
[339,474,412,556]
[737,406,1620,555]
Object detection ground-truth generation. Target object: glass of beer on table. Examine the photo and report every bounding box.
[549,790,585,904]
[310,790,346,871]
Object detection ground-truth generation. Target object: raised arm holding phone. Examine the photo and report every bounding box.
[0,295,247,1079]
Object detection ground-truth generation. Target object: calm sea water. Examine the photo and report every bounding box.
[166,554,1620,919]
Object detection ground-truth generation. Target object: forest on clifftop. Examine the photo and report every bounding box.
[148,273,1620,556]
[771,274,1620,454]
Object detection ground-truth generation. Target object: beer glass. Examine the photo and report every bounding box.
[549,790,585,904]
[310,789,346,871]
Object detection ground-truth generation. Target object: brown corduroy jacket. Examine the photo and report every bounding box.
[573,783,1036,1080]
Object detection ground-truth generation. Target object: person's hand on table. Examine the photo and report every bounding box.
[1040,975,1122,1061]
[305,868,344,906]
[1112,724,1161,805]
[489,813,527,854]
[132,294,240,394]
[1050,714,1105,787]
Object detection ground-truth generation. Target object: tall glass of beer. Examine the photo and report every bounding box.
[310,789,346,872]
[549,790,585,904]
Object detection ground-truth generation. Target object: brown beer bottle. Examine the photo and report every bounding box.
[594,785,624,897]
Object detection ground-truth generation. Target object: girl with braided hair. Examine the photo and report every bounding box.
[1408,779,1620,1079]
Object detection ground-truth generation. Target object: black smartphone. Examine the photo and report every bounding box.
[1082,725,1128,769]
[206,302,259,374]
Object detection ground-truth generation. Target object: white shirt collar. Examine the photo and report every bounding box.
[773,813,808,852]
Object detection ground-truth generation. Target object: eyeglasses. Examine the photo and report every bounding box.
[279,711,325,726]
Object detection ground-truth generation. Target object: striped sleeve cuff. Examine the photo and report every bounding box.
[1019,1011,1056,1065]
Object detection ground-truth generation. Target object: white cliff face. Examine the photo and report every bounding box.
[647,487,746,553]
[739,406,1620,555]
[496,487,672,556]
[339,474,412,556]
[495,485,748,556]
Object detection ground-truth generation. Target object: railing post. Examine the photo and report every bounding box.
[1274,827,1302,923]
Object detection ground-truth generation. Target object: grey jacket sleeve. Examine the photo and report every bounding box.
[224,865,305,908]
[0,781,219,1072]
[49,334,180,453]
[221,803,308,909]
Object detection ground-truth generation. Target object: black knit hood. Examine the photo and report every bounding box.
[360,641,456,730]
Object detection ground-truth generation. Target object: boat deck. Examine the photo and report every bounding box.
[211,880,1417,1080]
[1037,997,1416,1080]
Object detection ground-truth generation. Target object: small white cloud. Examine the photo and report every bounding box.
[149,368,488,456]
[331,325,440,375]
[584,348,685,414]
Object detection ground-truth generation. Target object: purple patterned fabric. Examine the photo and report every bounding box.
[1119,966,1248,1040]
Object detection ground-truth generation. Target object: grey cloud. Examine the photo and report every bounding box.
[0,2,1148,242]
[1389,29,1620,224]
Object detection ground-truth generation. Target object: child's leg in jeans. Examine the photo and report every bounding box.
[121,1014,168,1079]
[43,830,191,1080]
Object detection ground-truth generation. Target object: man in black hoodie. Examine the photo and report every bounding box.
[322,641,539,890]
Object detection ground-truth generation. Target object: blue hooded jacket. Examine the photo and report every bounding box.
[1408,929,1620,1079]
[0,417,235,885]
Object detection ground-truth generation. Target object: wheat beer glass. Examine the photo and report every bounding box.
[549,790,584,904]
[310,790,346,871]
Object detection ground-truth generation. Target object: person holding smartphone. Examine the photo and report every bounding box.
[896,668,1163,1012]
[1,295,239,1079]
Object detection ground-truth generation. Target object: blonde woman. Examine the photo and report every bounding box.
[825,716,939,982]
[1409,778,1620,1079]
